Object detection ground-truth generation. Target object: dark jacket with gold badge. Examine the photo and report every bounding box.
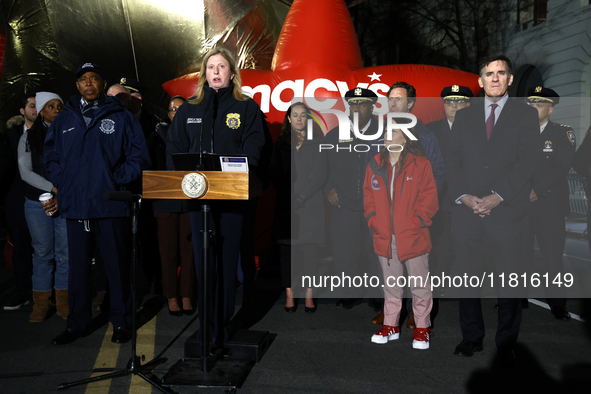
[166,84,266,170]
[529,121,576,216]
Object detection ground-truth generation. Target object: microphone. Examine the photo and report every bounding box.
[211,92,218,154]
[103,191,134,202]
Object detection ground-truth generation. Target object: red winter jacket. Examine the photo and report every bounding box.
[364,152,439,261]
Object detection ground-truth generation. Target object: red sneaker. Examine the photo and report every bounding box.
[412,328,433,349]
[371,325,400,344]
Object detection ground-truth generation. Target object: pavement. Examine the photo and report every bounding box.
[0,217,590,394]
[565,214,588,238]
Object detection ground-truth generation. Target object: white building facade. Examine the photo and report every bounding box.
[504,0,591,143]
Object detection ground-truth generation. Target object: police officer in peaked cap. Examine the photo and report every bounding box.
[526,86,575,321]
[324,87,381,309]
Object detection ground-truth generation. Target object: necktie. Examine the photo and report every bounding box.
[486,103,498,140]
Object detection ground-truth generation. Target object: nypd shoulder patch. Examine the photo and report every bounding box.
[566,129,575,146]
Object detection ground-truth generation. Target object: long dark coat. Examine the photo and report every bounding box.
[270,133,326,245]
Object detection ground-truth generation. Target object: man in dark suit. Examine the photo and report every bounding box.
[525,86,575,321]
[324,88,380,309]
[445,55,539,366]
[426,85,473,278]
[2,94,36,311]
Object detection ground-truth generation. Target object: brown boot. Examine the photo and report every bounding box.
[371,310,384,325]
[406,312,416,329]
[29,291,51,323]
[55,289,69,319]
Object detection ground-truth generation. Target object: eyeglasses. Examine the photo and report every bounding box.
[168,107,180,113]
[444,99,468,106]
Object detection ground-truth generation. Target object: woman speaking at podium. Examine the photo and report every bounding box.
[166,47,266,345]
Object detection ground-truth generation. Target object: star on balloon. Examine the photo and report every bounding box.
[368,72,382,82]
[163,0,481,127]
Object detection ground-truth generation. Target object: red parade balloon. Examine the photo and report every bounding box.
[163,0,481,133]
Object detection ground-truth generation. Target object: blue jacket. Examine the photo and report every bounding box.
[44,95,150,219]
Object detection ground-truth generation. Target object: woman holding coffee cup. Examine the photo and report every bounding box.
[18,91,69,323]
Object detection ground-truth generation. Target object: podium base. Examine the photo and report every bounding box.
[184,329,274,362]
[161,358,253,389]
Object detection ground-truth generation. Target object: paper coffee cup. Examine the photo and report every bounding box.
[39,193,53,203]
[39,193,54,216]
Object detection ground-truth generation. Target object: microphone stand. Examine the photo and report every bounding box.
[58,192,172,393]
[196,91,219,373]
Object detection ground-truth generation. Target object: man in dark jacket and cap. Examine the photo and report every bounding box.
[525,86,574,321]
[118,77,162,139]
[426,85,473,280]
[45,63,150,345]
[115,77,163,296]
[323,87,381,310]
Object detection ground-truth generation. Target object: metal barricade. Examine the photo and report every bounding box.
[568,169,588,215]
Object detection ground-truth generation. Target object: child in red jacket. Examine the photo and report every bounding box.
[364,127,439,349]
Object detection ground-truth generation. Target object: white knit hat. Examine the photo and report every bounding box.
[35,92,63,114]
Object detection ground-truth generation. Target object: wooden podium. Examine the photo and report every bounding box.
[142,170,262,201]
[142,170,268,390]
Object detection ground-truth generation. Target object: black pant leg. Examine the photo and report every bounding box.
[459,298,485,343]
[433,211,454,275]
[239,198,258,305]
[530,215,567,306]
[93,245,108,293]
[97,218,132,330]
[484,218,527,349]
[138,203,161,293]
[451,214,486,341]
[300,244,317,289]
[495,298,522,350]
[190,205,244,344]
[280,244,291,289]
[330,206,362,298]
[66,220,94,332]
[362,215,382,299]
[217,210,243,343]
[7,226,33,296]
